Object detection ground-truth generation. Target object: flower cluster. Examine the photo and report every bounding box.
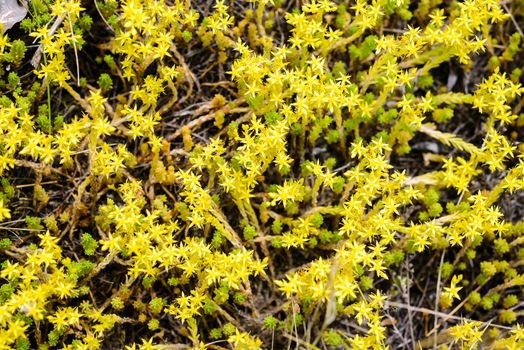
[0,0,523,349]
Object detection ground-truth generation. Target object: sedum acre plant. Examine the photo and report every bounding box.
[0,0,524,349]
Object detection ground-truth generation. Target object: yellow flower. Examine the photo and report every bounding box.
[443,274,463,301]
[0,200,11,222]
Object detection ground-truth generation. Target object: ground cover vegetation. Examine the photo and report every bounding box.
[0,0,524,348]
